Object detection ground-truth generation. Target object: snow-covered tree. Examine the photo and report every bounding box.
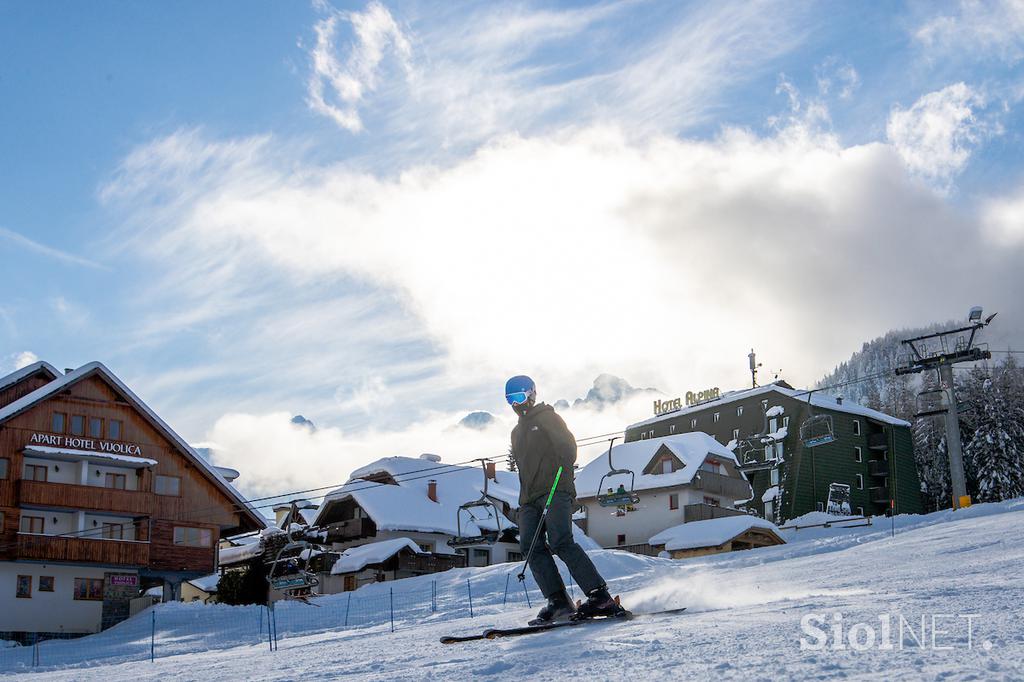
[962,358,1024,503]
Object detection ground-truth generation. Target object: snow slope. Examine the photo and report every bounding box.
[7,499,1024,681]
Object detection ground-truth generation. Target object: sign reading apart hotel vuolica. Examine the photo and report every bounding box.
[28,432,144,456]
[653,387,721,415]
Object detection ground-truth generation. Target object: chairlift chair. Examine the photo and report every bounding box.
[447,460,504,548]
[915,388,949,418]
[798,391,835,448]
[596,438,640,507]
[266,503,320,597]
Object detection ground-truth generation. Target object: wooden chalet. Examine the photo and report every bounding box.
[0,361,265,638]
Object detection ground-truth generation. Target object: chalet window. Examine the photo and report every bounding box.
[105,473,127,490]
[108,420,122,440]
[639,432,646,440]
[173,526,212,548]
[89,417,103,438]
[0,458,7,479]
[472,549,490,566]
[52,412,66,433]
[16,575,31,598]
[21,515,45,534]
[102,523,124,540]
[762,399,769,411]
[507,551,523,563]
[769,418,778,433]
[690,418,697,429]
[73,578,104,601]
[854,447,862,463]
[648,430,654,439]
[661,458,672,474]
[25,464,48,482]
[155,475,181,496]
[771,468,780,486]
[852,420,861,436]
[669,425,676,434]
[713,412,720,423]
[669,494,679,510]
[764,500,774,519]
[855,474,864,490]
[70,415,85,436]
[732,428,740,441]
[783,416,790,428]
[775,443,784,460]
[39,576,55,592]
[417,543,432,553]
[737,406,744,417]
[616,534,626,546]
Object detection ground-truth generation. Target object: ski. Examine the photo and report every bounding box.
[439,606,686,644]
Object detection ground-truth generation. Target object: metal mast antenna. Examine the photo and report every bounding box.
[749,349,762,388]
[895,307,996,509]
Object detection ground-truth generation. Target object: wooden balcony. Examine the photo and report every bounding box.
[18,479,153,516]
[691,471,753,501]
[868,432,889,451]
[16,533,150,566]
[397,552,465,574]
[324,517,376,542]
[868,460,890,478]
[683,502,748,524]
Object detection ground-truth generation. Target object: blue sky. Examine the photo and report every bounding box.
[2,1,1023,496]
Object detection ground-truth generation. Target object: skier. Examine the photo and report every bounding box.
[506,375,622,624]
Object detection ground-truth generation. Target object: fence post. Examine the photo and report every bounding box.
[431,580,436,613]
[32,633,39,667]
[344,591,352,627]
[389,587,395,633]
[522,579,531,608]
[502,573,510,606]
[467,578,474,618]
[150,609,156,662]
[258,603,264,640]
[266,605,273,652]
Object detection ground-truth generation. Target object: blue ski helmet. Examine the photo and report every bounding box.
[505,375,536,406]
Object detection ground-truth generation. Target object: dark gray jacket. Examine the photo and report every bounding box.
[511,403,577,505]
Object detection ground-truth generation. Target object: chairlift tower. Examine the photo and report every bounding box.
[895,307,996,509]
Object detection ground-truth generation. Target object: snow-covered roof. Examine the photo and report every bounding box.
[317,456,520,536]
[187,573,221,593]
[761,485,780,503]
[0,361,60,392]
[649,516,784,551]
[0,361,265,530]
[330,538,424,575]
[219,542,264,564]
[23,445,158,468]
[627,383,910,430]
[575,433,743,499]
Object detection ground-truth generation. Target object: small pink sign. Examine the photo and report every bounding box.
[110,575,138,586]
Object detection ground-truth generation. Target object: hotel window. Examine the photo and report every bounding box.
[39,576,55,592]
[155,475,181,496]
[856,506,864,516]
[852,420,861,436]
[690,418,697,429]
[16,575,31,599]
[0,458,7,479]
[173,526,212,548]
[854,447,862,463]
[74,578,104,601]
[648,430,654,438]
[102,523,124,540]
[764,500,774,519]
[669,425,676,434]
[736,406,744,417]
[105,473,127,490]
[70,414,85,436]
[21,515,45,534]
[108,420,122,440]
[89,417,103,438]
[775,443,784,460]
[783,416,790,428]
[639,432,647,440]
[855,474,864,490]
[669,493,679,510]
[762,399,769,411]
[732,428,740,441]
[771,468,780,486]
[713,412,720,423]
[616,534,626,546]
[52,412,66,433]
[25,464,48,482]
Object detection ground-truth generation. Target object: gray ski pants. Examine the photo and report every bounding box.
[518,491,605,600]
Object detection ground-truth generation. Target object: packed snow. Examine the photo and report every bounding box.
[649,515,782,551]
[5,499,1024,680]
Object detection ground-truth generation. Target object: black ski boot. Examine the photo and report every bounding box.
[528,591,575,625]
[572,585,624,620]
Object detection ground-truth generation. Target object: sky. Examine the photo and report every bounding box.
[1,0,1023,500]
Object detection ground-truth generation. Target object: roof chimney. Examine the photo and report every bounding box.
[64,368,74,375]
[836,396,843,405]
[427,479,438,502]
[485,462,496,481]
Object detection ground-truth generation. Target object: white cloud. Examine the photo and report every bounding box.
[307,1,412,132]
[11,351,38,371]
[815,57,859,101]
[982,187,1024,244]
[886,83,990,189]
[915,0,1024,64]
[0,226,104,269]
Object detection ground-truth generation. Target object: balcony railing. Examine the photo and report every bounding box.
[868,460,890,478]
[324,517,376,542]
[868,433,889,451]
[16,533,150,566]
[691,471,753,501]
[17,480,153,516]
[683,503,748,524]
[869,487,891,506]
[397,552,465,574]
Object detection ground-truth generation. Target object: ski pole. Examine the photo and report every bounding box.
[517,466,563,582]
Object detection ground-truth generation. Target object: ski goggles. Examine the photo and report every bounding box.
[505,391,531,406]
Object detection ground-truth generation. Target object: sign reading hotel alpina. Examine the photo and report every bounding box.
[653,387,722,415]
[28,432,144,457]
